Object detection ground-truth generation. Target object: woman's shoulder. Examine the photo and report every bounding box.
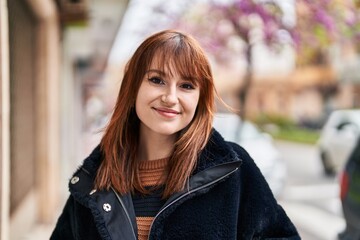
[225,141,252,161]
[76,144,103,177]
[67,145,103,195]
[196,130,243,172]
[225,141,270,188]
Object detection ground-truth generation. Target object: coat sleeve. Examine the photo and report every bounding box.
[229,142,301,240]
[50,196,78,240]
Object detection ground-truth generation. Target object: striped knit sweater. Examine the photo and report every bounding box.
[132,157,169,240]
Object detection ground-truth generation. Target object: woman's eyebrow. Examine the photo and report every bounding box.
[182,76,195,81]
[146,69,166,76]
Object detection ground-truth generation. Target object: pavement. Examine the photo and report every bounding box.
[19,131,101,240]
[21,224,55,240]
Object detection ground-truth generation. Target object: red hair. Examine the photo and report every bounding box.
[95,30,216,197]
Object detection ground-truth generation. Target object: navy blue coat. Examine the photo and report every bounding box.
[51,130,300,240]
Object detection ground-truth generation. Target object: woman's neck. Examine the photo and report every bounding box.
[138,127,177,161]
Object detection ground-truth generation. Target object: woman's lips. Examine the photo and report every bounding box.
[152,107,180,118]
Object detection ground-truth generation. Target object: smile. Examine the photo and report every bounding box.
[152,107,180,118]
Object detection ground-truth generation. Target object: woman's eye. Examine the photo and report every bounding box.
[181,83,195,90]
[148,77,164,85]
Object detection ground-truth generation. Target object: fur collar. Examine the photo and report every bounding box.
[80,129,239,178]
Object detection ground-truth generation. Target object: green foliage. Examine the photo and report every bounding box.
[269,127,320,145]
[66,21,88,28]
[254,113,320,144]
[314,26,330,45]
[254,113,294,129]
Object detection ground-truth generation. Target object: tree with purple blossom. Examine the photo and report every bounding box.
[294,0,360,65]
[165,0,293,119]
[154,0,360,118]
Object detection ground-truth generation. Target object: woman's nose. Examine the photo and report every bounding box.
[162,87,179,105]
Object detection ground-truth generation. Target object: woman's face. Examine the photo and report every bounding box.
[135,57,200,138]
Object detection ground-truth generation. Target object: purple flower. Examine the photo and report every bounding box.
[314,8,336,33]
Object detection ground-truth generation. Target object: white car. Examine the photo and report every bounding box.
[213,112,286,197]
[317,109,360,175]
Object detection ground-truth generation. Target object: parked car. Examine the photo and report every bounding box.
[338,136,360,240]
[317,109,360,175]
[213,112,286,197]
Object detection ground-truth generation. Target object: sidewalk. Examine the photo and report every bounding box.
[19,133,101,240]
[22,130,102,240]
[22,223,55,240]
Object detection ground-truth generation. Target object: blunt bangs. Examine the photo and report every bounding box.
[145,34,212,88]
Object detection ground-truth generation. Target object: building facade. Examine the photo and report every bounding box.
[0,0,128,239]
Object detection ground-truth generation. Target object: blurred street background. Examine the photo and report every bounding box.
[1,0,360,239]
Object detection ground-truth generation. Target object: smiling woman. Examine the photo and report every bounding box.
[136,58,200,147]
[51,30,300,240]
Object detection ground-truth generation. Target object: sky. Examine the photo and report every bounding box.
[108,0,168,64]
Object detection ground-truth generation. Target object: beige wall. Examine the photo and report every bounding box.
[8,0,37,214]
[31,1,61,223]
[1,0,10,239]
[1,0,130,239]
[4,0,61,239]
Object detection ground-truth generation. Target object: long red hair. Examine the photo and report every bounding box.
[95,30,216,198]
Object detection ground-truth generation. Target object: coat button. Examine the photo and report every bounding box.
[70,176,79,184]
[103,203,111,212]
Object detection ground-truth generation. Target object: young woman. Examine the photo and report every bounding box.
[51,30,300,240]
